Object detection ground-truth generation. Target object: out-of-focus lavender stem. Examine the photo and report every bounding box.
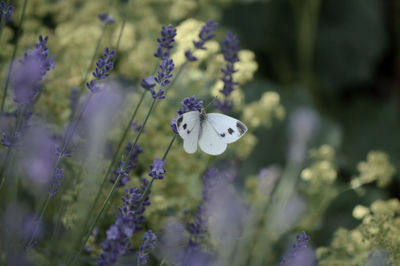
[0,0,28,111]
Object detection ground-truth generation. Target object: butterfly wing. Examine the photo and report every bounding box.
[176,111,201,154]
[198,119,228,155]
[205,113,248,144]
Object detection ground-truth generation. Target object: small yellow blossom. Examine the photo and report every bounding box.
[353,205,370,220]
[351,151,396,190]
[242,91,285,129]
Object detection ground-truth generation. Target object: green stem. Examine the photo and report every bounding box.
[249,161,302,266]
[0,20,5,43]
[80,26,106,94]
[25,194,51,249]
[291,0,322,109]
[0,107,25,193]
[69,95,159,266]
[0,0,28,111]
[134,134,176,212]
[68,25,106,122]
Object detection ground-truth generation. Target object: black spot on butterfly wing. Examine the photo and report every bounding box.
[228,128,234,135]
[220,133,226,137]
[236,122,246,135]
[183,123,187,130]
[177,116,183,127]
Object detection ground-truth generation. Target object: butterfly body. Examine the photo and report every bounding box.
[176,110,247,155]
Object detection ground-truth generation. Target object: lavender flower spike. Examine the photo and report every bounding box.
[98,179,151,266]
[148,158,166,180]
[0,1,14,23]
[154,59,174,87]
[215,32,240,113]
[151,58,175,99]
[86,47,116,93]
[141,76,156,90]
[280,231,310,265]
[185,19,219,62]
[12,35,55,107]
[137,230,157,265]
[98,13,115,25]
[154,24,177,60]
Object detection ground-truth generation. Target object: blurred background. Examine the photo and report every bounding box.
[0,0,399,265]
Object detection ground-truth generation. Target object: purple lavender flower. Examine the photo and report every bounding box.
[98,179,151,266]
[170,96,203,134]
[150,87,165,100]
[280,231,310,265]
[55,144,72,158]
[48,168,64,196]
[154,58,174,88]
[141,76,156,90]
[1,131,11,146]
[131,121,144,132]
[154,24,177,60]
[215,32,240,113]
[86,48,116,93]
[148,157,166,180]
[11,36,55,107]
[137,230,157,265]
[23,213,43,249]
[184,50,197,62]
[110,143,143,187]
[0,1,14,23]
[185,19,219,62]
[186,168,216,250]
[98,13,115,25]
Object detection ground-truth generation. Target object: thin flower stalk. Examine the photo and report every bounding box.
[132,134,176,218]
[69,89,164,265]
[80,21,178,238]
[0,0,28,111]
[27,47,115,249]
[77,89,146,239]
[0,1,14,40]
[24,94,93,250]
[249,162,303,266]
[68,16,113,121]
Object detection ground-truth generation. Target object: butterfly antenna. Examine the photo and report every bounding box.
[204,96,218,111]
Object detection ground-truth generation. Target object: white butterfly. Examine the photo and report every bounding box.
[176,110,248,155]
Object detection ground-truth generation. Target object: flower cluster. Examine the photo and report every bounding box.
[148,157,166,180]
[318,199,400,265]
[170,96,203,134]
[137,230,157,265]
[0,1,14,23]
[280,231,310,265]
[154,59,174,88]
[98,179,151,265]
[142,24,176,99]
[351,151,396,190]
[185,19,219,62]
[300,145,337,192]
[154,24,177,60]
[110,143,143,187]
[86,48,116,93]
[11,36,55,107]
[215,32,240,113]
[98,13,115,25]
